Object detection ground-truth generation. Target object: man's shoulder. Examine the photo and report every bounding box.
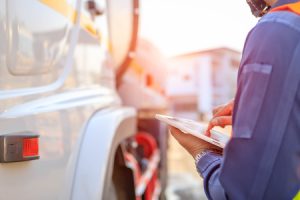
[239,11,300,79]
[257,11,300,33]
[243,11,300,61]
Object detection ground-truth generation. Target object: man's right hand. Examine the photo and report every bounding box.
[205,99,234,135]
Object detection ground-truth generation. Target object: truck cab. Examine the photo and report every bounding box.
[0,0,168,199]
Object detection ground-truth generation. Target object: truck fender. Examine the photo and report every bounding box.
[67,107,136,200]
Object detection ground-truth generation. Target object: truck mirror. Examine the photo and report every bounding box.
[107,0,139,86]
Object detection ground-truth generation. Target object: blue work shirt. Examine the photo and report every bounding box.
[196,1,300,199]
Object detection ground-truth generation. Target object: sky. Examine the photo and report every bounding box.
[139,0,258,56]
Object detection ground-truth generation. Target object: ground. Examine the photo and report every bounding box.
[166,134,207,200]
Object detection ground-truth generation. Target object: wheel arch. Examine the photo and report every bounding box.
[70,106,137,200]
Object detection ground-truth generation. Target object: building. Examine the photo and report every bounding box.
[166,47,241,120]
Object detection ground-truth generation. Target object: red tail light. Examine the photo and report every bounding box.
[23,138,39,157]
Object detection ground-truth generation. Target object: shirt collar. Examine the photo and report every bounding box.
[272,0,299,9]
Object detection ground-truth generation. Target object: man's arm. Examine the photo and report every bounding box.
[195,152,226,200]
[169,127,228,199]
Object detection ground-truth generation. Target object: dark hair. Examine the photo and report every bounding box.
[246,0,270,17]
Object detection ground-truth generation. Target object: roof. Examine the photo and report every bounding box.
[171,47,241,59]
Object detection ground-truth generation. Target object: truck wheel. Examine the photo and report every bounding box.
[103,146,136,200]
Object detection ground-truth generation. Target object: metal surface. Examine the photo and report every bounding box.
[71,107,136,200]
[0,0,134,199]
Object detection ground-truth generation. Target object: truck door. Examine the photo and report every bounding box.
[3,0,77,91]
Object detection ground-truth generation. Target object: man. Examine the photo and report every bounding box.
[170,0,300,199]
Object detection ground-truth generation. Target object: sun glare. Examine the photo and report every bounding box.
[140,0,258,57]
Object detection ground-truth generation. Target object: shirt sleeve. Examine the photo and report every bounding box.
[196,152,227,200]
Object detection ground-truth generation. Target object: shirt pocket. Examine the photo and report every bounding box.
[233,63,273,139]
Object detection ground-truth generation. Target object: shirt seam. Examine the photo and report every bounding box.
[258,11,300,33]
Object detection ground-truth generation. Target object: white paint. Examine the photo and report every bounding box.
[0,88,120,118]
[0,1,81,100]
[71,107,136,200]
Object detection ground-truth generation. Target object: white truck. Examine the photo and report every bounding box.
[0,0,168,199]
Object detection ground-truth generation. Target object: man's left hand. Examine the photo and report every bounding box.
[169,127,222,158]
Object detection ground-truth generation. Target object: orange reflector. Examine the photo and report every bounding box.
[23,138,39,157]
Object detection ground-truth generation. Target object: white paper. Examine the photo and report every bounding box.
[155,114,229,148]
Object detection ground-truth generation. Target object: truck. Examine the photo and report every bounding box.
[0,0,168,199]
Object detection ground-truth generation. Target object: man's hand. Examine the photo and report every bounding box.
[169,127,221,158]
[205,99,234,135]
